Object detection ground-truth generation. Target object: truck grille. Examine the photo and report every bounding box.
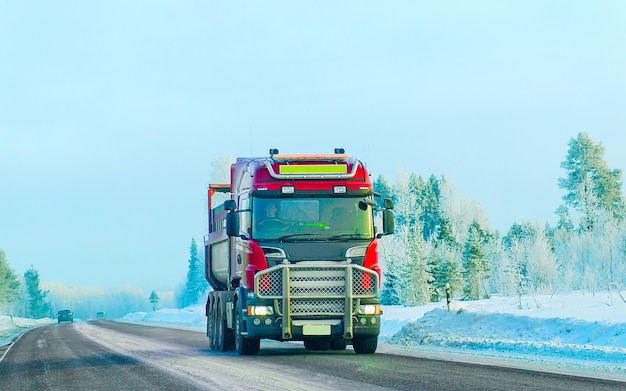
[255,264,379,317]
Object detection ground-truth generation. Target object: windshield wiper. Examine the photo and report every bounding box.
[277,233,320,241]
[328,234,370,241]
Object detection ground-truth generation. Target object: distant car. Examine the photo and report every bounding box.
[57,309,74,323]
[96,311,106,319]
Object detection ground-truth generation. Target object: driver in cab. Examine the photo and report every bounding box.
[258,201,289,231]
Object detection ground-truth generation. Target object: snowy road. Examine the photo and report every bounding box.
[2,320,625,390]
[0,322,205,391]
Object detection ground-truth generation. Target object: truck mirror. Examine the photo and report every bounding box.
[224,199,236,211]
[383,198,394,210]
[358,200,368,211]
[226,212,239,236]
[382,209,394,235]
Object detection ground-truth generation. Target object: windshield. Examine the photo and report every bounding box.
[252,197,374,241]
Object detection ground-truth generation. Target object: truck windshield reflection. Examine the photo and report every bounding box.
[252,197,374,241]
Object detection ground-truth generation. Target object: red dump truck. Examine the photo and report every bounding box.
[204,148,394,355]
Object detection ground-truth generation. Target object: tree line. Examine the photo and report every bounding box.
[378,132,626,306]
[0,238,207,320]
[2,131,623,317]
[0,253,52,318]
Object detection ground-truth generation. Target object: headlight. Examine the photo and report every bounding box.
[248,306,274,316]
[358,304,381,315]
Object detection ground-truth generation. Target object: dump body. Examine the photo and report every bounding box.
[204,149,393,355]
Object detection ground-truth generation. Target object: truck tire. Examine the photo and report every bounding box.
[235,300,260,355]
[211,302,218,349]
[352,336,378,354]
[211,301,220,350]
[207,299,215,349]
[216,303,235,352]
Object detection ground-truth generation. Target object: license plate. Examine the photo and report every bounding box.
[302,324,331,335]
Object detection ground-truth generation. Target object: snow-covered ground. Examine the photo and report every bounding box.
[0,315,55,351]
[2,291,626,381]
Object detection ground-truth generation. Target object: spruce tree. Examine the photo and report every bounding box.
[428,243,462,301]
[399,224,433,306]
[373,174,393,201]
[462,221,490,300]
[0,250,21,308]
[555,205,575,232]
[420,175,443,241]
[182,238,208,307]
[23,265,51,318]
[380,256,402,305]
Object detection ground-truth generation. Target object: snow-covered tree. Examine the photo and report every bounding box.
[428,240,463,300]
[439,180,491,247]
[555,204,575,232]
[483,234,514,296]
[462,220,491,300]
[373,174,393,204]
[420,175,444,241]
[23,265,51,318]
[0,250,21,311]
[381,174,435,305]
[391,171,418,230]
[380,250,402,305]
[400,224,433,306]
[524,228,560,294]
[500,222,559,295]
[591,209,626,289]
[180,238,208,307]
[553,206,626,293]
[558,132,625,223]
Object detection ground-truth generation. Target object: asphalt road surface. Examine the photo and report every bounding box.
[1,321,625,391]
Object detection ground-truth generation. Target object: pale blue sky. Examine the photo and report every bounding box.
[1,2,626,290]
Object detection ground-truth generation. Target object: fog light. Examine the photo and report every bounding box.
[265,318,272,325]
[282,186,295,194]
[371,317,377,324]
[253,318,261,325]
[333,186,346,194]
[360,317,367,325]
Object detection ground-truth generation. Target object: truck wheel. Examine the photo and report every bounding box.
[235,300,260,355]
[216,306,226,351]
[207,300,215,349]
[352,336,378,354]
[304,337,330,351]
[216,305,235,352]
[210,301,219,349]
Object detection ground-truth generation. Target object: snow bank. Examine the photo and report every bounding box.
[384,293,626,374]
[0,316,55,347]
[121,308,206,329]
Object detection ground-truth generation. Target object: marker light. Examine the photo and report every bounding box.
[333,186,346,194]
[281,186,295,194]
